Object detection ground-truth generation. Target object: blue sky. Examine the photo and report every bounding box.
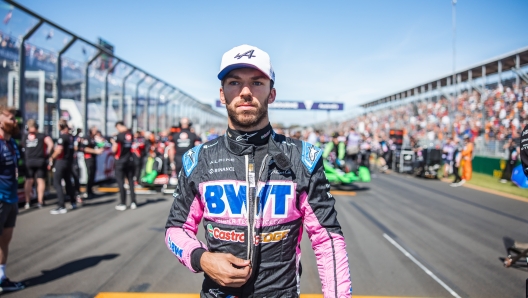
[6,0,528,126]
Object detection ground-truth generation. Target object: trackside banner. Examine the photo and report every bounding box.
[215,100,343,111]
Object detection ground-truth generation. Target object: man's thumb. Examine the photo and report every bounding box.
[227,254,250,266]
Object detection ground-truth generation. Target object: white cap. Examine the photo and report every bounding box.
[218,44,275,82]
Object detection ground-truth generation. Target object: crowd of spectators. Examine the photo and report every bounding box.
[331,81,528,153]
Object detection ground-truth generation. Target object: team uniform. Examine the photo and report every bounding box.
[22,132,48,179]
[114,131,136,207]
[53,133,76,210]
[172,128,199,174]
[78,136,97,196]
[520,124,528,177]
[165,124,352,298]
[0,136,19,233]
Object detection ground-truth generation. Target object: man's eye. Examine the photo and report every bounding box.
[228,81,239,85]
[253,82,263,86]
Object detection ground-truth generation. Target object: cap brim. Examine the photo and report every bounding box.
[218,63,271,80]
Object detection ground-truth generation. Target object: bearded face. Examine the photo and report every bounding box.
[0,111,19,136]
[226,92,269,129]
[220,68,276,131]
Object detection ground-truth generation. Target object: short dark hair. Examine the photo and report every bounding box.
[115,121,125,127]
[58,119,69,130]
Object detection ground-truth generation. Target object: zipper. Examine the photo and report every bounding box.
[245,154,255,264]
[246,153,270,266]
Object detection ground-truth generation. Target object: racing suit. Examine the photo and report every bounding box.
[165,124,352,298]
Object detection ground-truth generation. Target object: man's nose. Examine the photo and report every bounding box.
[240,85,252,99]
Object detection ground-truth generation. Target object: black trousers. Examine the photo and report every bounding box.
[85,157,96,195]
[115,161,136,205]
[175,154,184,175]
[54,161,75,208]
[134,155,142,182]
[452,164,461,183]
[72,158,81,195]
[501,160,514,181]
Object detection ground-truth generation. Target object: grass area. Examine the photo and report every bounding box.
[465,172,528,198]
[439,168,528,198]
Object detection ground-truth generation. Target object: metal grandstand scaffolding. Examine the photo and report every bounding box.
[2,0,225,136]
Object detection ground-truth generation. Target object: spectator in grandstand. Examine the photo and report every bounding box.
[110,121,137,211]
[21,119,53,209]
[49,119,76,214]
[0,106,25,293]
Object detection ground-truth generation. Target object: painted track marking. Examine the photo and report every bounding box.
[383,233,461,298]
[95,294,423,298]
[330,190,356,196]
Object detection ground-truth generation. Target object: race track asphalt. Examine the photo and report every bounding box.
[4,171,527,298]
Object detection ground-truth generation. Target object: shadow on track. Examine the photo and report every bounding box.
[21,254,119,288]
[137,197,167,207]
[81,198,117,207]
[333,184,370,191]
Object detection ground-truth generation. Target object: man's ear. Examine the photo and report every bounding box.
[219,87,226,105]
[268,88,276,104]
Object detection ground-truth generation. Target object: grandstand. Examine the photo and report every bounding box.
[0,0,225,138]
[340,46,528,158]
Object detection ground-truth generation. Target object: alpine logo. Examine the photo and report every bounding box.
[308,145,319,161]
[186,149,195,164]
[234,50,256,60]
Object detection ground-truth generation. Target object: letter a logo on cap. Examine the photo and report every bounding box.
[218,44,275,81]
[234,50,256,60]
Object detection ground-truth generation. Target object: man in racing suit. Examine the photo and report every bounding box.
[165,45,351,298]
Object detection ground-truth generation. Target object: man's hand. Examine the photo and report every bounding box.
[200,252,251,287]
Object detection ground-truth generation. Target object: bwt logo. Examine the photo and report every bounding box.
[202,181,295,218]
[168,237,183,258]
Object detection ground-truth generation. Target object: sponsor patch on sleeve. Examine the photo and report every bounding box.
[301,141,322,174]
[183,144,203,177]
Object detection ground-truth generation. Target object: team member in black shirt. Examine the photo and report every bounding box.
[77,126,103,199]
[170,117,200,174]
[110,121,136,211]
[21,119,53,209]
[49,119,76,215]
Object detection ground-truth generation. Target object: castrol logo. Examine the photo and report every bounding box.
[207,224,245,243]
[207,224,289,245]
